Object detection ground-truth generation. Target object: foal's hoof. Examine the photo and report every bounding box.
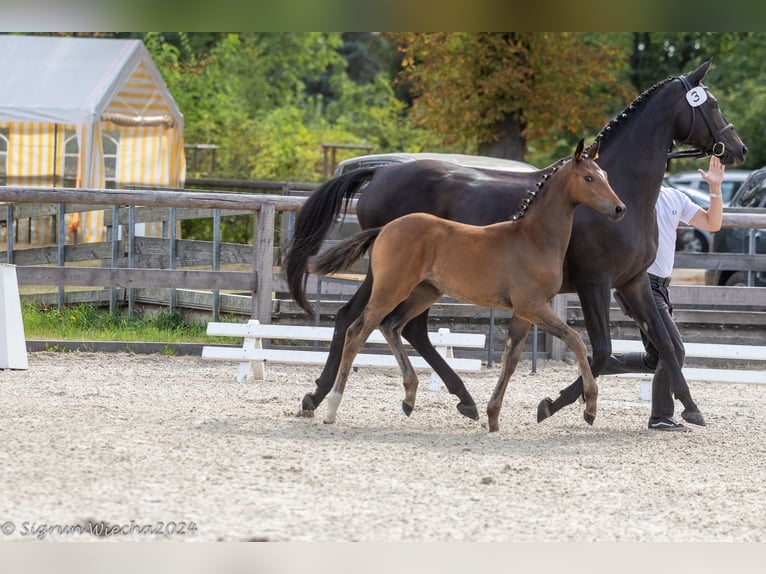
[457,402,479,421]
[402,402,414,417]
[537,398,554,423]
[681,410,707,426]
[583,412,596,426]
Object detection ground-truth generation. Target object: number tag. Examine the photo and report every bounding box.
[686,86,708,107]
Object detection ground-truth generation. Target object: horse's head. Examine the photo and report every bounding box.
[564,139,626,221]
[672,59,747,166]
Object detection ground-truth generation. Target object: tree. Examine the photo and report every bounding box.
[389,33,630,162]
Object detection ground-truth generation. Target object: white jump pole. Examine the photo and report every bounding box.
[0,264,28,370]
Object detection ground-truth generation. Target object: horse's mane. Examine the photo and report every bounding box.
[587,76,674,155]
[507,76,677,223]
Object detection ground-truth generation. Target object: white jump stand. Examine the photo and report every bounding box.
[0,264,28,370]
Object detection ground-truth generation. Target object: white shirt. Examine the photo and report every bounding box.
[648,186,702,278]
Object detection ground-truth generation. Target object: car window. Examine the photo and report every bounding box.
[733,170,766,208]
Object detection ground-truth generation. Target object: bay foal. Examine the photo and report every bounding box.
[308,140,625,431]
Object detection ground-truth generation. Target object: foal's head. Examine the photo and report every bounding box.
[559,139,626,221]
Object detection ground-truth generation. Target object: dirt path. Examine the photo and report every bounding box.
[1,352,764,542]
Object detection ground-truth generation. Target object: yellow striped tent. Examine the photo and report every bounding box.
[0,35,185,244]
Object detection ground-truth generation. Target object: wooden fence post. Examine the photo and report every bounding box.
[547,294,568,361]
[253,203,275,324]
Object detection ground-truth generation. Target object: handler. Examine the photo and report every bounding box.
[604,155,725,431]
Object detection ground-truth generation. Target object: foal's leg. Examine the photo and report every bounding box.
[526,303,599,425]
[324,307,385,424]
[325,268,423,424]
[301,274,373,415]
[379,319,421,417]
[486,315,532,432]
[402,310,479,420]
[379,285,445,417]
[537,283,612,422]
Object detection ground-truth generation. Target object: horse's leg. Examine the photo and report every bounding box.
[401,310,479,420]
[536,277,703,426]
[537,284,612,422]
[622,279,703,425]
[300,274,373,415]
[526,303,599,425]
[486,315,532,432]
[599,290,657,375]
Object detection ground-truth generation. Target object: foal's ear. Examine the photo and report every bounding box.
[574,139,585,162]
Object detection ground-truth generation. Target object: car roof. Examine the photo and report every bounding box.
[335,152,538,175]
[668,169,752,182]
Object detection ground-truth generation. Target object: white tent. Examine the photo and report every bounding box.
[0,34,186,243]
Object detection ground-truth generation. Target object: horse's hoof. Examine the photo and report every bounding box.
[457,402,479,421]
[537,398,554,423]
[583,412,596,426]
[301,394,317,412]
[681,410,706,426]
[402,402,413,417]
[295,409,315,418]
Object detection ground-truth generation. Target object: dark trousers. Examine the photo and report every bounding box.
[602,275,685,418]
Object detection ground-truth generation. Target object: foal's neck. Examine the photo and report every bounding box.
[516,168,578,247]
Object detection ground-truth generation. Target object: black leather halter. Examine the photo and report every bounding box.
[667,74,735,160]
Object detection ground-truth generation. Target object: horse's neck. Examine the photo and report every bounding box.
[597,82,680,205]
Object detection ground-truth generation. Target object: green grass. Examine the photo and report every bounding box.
[21,303,227,344]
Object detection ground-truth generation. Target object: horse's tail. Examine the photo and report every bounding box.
[285,168,378,317]
[308,228,381,280]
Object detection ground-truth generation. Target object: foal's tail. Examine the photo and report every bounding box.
[285,168,378,317]
[308,228,382,279]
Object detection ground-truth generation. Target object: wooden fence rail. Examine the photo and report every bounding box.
[0,185,305,323]
[2,184,765,362]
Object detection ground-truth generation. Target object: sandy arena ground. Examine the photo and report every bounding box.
[1,351,765,542]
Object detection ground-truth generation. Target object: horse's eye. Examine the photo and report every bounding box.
[585,175,594,182]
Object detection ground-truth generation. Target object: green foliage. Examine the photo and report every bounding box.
[142,32,766,202]
[22,304,210,343]
[389,33,631,164]
[144,32,427,183]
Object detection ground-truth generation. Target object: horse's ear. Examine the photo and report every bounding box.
[574,139,585,162]
[686,58,712,85]
[590,140,600,160]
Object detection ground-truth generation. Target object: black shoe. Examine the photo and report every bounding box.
[648,416,691,432]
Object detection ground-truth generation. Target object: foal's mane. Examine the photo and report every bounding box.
[509,151,596,222]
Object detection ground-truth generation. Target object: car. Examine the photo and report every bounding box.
[666,169,751,205]
[705,167,766,287]
[663,180,713,253]
[334,152,538,176]
[328,152,538,239]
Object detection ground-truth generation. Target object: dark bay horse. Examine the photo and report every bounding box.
[286,59,747,428]
[309,141,625,427]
